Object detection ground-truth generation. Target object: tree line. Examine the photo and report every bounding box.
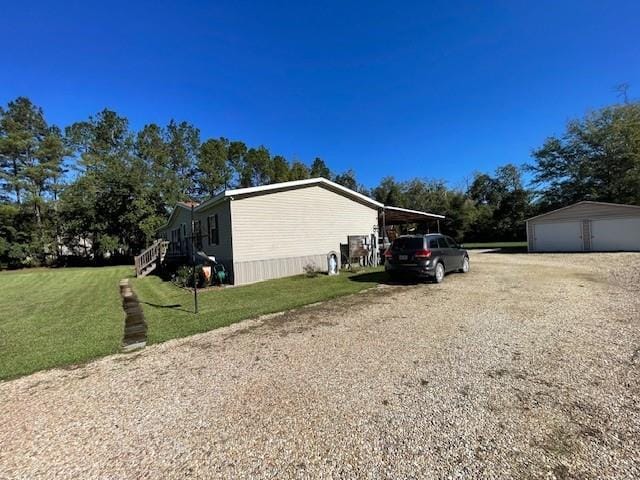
[1,97,639,268]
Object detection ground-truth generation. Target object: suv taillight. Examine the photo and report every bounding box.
[414,249,432,259]
[384,249,393,259]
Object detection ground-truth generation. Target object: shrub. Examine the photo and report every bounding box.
[303,262,320,278]
[173,265,207,288]
[173,265,192,287]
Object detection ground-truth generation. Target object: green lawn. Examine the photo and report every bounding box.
[134,268,384,344]
[0,266,383,380]
[0,266,132,381]
[462,241,527,249]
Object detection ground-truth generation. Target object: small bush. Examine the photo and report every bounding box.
[173,265,192,287]
[303,262,320,278]
[173,265,207,288]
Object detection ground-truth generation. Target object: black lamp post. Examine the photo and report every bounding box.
[191,204,198,314]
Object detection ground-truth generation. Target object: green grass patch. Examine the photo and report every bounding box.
[462,241,527,249]
[134,268,384,344]
[0,266,132,381]
[0,266,384,380]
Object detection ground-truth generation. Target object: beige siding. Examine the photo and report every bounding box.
[196,200,233,262]
[231,185,377,284]
[158,207,191,255]
[158,201,233,261]
[529,202,640,224]
[158,201,235,280]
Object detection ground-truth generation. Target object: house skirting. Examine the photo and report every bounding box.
[233,254,336,285]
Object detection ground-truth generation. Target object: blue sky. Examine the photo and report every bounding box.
[2,0,639,189]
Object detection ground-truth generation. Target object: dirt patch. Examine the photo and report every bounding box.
[223,286,407,340]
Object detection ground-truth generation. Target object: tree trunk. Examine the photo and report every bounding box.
[34,196,46,263]
[12,158,21,204]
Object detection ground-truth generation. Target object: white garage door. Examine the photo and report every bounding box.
[592,217,640,251]
[534,222,582,252]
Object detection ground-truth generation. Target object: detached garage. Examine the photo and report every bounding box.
[527,201,640,252]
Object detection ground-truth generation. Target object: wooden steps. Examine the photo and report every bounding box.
[140,263,157,277]
[134,240,168,277]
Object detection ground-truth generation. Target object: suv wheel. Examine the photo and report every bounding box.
[460,256,470,273]
[434,262,445,283]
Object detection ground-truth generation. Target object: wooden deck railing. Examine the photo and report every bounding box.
[134,239,168,277]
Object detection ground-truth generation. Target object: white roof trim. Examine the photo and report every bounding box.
[161,177,449,231]
[197,177,383,210]
[195,191,227,211]
[226,177,321,197]
[383,205,445,219]
[526,200,640,222]
[156,202,197,231]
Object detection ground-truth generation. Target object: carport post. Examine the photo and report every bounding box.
[437,219,440,233]
[382,208,386,245]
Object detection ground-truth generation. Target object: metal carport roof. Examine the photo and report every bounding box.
[381,206,445,225]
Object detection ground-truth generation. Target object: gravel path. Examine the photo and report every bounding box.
[1,252,639,479]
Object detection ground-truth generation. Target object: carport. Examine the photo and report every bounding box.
[380,206,445,238]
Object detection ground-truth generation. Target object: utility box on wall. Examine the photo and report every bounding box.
[347,235,372,266]
[347,235,370,259]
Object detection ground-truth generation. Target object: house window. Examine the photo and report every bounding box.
[181,223,187,254]
[208,214,219,245]
[193,220,203,249]
[171,228,180,254]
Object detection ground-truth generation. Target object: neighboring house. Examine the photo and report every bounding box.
[156,177,443,285]
[59,236,93,257]
[526,201,640,252]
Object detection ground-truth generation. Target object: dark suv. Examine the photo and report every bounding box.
[384,234,469,283]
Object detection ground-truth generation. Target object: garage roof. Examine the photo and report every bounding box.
[527,201,640,222]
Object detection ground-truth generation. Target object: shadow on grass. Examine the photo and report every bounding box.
[141,301,193,314]
[478,247,528,254]
[348,270,430,286]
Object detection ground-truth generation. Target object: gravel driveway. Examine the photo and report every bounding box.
[1,251,639,479]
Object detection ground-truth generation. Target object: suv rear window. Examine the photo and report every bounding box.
[392,237,424,250]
